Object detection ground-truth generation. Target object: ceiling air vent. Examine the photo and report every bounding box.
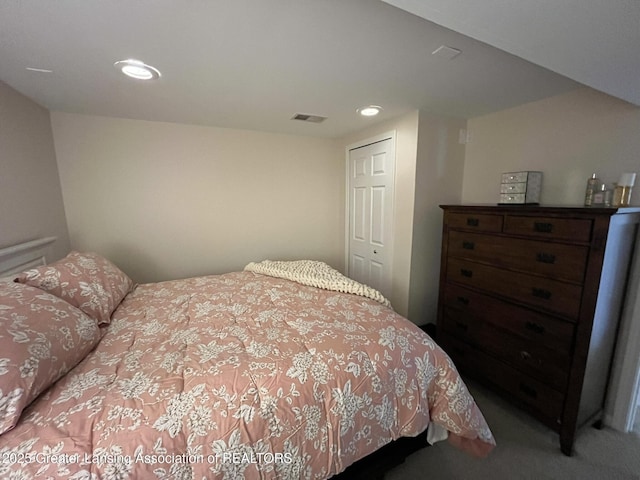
[292,113,327,123]
[432,45,461,60]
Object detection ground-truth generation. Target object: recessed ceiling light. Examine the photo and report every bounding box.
[114,59,161,80]
[357,105,383,117]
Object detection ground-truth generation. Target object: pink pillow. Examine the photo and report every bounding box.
[0,282,102,435]
[16,251,133,325]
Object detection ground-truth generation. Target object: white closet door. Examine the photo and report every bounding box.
[348,138,394,297]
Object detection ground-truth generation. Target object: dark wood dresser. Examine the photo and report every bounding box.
[437,205,640,455]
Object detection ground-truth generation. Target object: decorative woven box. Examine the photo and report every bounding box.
[499,171,542,204]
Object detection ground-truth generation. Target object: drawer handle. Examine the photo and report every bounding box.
[460,269,473,278]
[525,321,546,335]
[456,296,470,306]
[534,222,554,233]
[519,383,538,399]
[455,322,469,332]
[466,218,479,227]
[520,351,543,367]
[532,288,552,300]
[462,241,475,250]
[536,252,556,264]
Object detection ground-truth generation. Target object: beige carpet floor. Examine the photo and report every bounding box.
[386,380,640,480]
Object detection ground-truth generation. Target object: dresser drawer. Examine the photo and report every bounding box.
[501,172,531,183]
[482,325,570,391]
[443,285,575,353]
[500,183,527,194]
[504,215,592,242]
[446,258,583,319]
[447,231,589,283]
[447,213,503,232]
[443,286,572,390]
[443,308,570,390]
[499,193,527,204]
[440,333,564,427]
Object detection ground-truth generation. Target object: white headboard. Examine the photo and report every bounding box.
[0,237,57,279]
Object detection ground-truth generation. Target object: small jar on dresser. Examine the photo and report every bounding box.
[436,204,640,455]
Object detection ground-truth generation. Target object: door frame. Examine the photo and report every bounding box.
[344,130,397,286]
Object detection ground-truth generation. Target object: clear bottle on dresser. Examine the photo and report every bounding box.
[591,184,608,206]
[584,173,599,206]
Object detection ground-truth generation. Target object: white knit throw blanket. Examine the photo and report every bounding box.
[244,260,392,308]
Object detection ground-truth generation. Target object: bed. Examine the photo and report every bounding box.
[0,239,494,479]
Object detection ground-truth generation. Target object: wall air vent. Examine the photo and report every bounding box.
[291,113,327,123]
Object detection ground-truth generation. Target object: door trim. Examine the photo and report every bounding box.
[344,130,397,284]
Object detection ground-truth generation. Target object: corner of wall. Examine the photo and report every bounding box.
[0,81,71,261]
[407,111,466,325]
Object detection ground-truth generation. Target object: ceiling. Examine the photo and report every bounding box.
[383,0,640,107]
[0,0,634,139]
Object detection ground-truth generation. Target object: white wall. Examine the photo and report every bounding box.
[51,113,343,284]
[0,81,70,260]
[49,108,460,323]
[408,111,466,325]
[462,88,640,205]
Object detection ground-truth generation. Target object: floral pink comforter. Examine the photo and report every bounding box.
[1,271,494,479]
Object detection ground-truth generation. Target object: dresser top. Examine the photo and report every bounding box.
[440,204,640,215]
